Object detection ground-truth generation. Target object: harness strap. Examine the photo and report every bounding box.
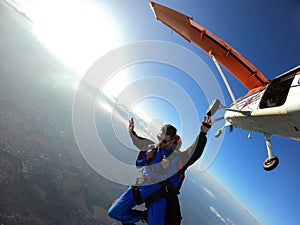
[132,175,179,207]
[132,174,164,205]
[145,180,178,208]
[131,185,143,205]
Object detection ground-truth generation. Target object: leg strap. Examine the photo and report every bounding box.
[131,185,143,205]
[145,182,178,208]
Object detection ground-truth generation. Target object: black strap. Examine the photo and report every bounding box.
[131,185,143,205]
[145,180,178,208]
[132,178,178,207]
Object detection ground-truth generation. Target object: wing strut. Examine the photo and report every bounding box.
[209,52,239,109]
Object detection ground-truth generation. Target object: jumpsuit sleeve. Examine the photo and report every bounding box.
[181,131,207,171]
[129,130,155,150]
[136,150,149,168]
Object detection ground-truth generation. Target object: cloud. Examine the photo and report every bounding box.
[209,206,235,225]
[203,187,216,200]
[226,217,235,225]
[210,206,227,224]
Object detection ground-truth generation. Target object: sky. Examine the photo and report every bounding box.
[5,0,300,224]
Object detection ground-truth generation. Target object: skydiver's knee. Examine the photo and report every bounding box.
[108,206,121,220]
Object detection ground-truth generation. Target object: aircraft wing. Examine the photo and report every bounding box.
[149,1,270,90]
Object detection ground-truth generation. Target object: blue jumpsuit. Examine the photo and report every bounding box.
[108,145,182,225]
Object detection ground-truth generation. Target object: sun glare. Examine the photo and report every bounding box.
[22,0,121,75]
[102,69,134,98]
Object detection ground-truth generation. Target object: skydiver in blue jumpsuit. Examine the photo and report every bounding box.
[129,116,211,225]
[108,116,211,225]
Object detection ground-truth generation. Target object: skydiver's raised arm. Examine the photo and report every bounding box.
[128,118,155,151]
[181,116,211,170]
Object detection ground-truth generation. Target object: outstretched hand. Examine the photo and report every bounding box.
[128,117,134,132]
[200,116,212,134]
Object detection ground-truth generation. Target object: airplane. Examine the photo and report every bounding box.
[149,1,300,171]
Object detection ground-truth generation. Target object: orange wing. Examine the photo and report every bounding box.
[149,1,270,90]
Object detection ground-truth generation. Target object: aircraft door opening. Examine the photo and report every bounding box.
[259,73,295,109]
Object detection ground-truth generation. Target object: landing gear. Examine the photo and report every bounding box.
[263,156,279,171]
[263,134,279,171]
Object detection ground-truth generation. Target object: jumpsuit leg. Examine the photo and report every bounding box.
[108,187,142,224]
[138,183,167,225]
[108,184,163,224]
[147,198,167,225]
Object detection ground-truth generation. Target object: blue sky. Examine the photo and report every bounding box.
[11,0,300,224]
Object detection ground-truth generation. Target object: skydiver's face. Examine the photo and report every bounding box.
[157,132,173,149]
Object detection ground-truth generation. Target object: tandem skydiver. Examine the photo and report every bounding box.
[108,116,211,225]
[129,116,211,225]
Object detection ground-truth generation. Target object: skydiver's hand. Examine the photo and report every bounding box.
[161,155,169,169]
[128,118,134,132]
[146,149,155,160]
[200,116,212,134]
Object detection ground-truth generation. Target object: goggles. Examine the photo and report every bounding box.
[157,135,173,144]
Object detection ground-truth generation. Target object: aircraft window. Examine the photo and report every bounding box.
[259,73,295,108]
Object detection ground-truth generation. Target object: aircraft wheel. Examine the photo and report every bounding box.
[263,156,279,171]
